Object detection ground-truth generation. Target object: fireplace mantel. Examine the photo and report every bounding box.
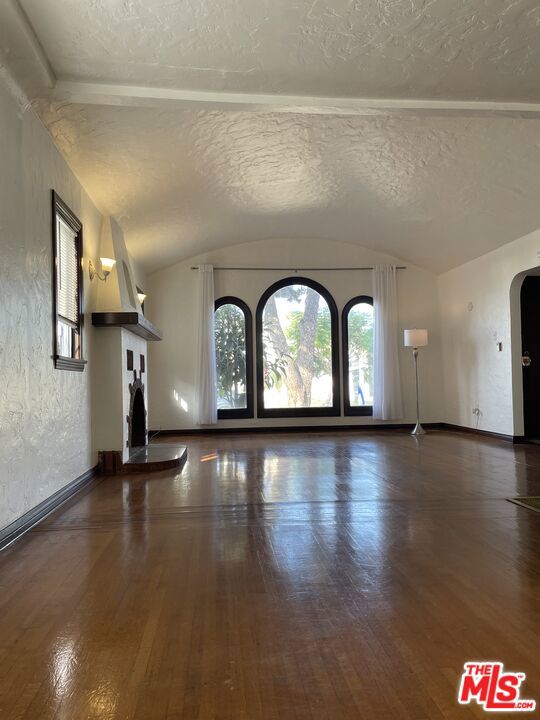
[92,312,162,341]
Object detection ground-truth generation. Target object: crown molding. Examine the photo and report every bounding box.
[52,79,540,118]
[2,0,540,119]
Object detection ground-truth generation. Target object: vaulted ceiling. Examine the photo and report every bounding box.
[2,0,540,273]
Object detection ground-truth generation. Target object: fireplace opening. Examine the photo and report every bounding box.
[130,387,146,447]
[127,372,147,450]
[128,387,146,447]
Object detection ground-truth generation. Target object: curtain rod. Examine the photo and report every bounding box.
[190,266,407,271]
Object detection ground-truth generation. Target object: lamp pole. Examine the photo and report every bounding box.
[411,346,425,436]
[404,329,428,436]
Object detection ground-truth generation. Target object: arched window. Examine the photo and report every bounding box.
[256,277,340,417]
[342,296,374,416]
[214,297,254,419]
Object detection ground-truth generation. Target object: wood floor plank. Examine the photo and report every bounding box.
[0,430,539,719]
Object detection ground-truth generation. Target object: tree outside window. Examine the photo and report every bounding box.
[214,298,254,418]
[258,280,339,415]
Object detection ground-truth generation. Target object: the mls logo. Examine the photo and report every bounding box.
[458,662,536,712]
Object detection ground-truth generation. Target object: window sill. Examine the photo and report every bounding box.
[55,356,87,372]
[257,407,340,419]
[218,408,254,420]
[344,406,373,417]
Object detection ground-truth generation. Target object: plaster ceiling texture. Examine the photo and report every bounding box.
[36,101,540,273]
[3,0,540,274]
[16,0,540,101]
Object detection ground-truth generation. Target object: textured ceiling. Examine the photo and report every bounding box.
[19,0,540,102]
[3,0,540,273]
[35,101,540,273]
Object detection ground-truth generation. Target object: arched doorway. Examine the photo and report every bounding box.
[510,267,540,440]
[520,276,540,440]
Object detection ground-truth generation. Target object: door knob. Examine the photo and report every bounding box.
[522,352,532,367]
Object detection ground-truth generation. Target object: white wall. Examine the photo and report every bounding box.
[91,329,124,457]
[147,237,442,430]
[121,330,148,462]
[92,217,146,314]
[438,227,540,436]
[0,77,102,530]
[92,328,148,463]
[129,253,148,297]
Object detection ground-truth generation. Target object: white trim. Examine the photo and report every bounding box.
[52,80,540,117]
[4,0,55,89]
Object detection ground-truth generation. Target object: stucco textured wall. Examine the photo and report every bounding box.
[147,237,443,430]
[0,78,102,530]
[438,228,540,436]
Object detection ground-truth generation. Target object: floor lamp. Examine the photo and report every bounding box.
[404,329,428,436]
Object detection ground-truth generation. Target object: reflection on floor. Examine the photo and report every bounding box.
[1,429,540,719]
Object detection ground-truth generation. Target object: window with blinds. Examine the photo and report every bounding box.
[52,191,85,371]
[56,217,79,324]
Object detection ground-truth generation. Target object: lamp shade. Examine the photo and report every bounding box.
[404,329,428,347]
[100,257,116,273]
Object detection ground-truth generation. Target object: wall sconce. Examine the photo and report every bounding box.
[137,292,147,305]
[89,257,116,282]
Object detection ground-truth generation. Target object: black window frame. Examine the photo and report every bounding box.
[215,296,254,420]
[342,295,374,416]
[51,190,86,372]
[256,277,340,418]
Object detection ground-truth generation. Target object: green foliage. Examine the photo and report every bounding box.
[284,303,373,387]
[274,285,305,304]
[215,304,246,406]
[347,306,374,389]
[216,292,374,407]
[261,325,289,390]
[285,306,332,377]
[259,285,374,406]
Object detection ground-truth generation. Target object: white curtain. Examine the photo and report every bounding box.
[372,265,403,420]
[196,264,218,425]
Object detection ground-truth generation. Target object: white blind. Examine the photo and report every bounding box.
[56,216,79,324]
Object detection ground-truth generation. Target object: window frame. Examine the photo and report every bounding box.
[256,277,340,418]
[51,190,86,372]
[214,296,254,420]
[342,295,374,416]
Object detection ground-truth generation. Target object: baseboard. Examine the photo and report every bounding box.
[439,423,518,443]
[150,423,444,437]
[150,423,528,444]
[0,464,100,551]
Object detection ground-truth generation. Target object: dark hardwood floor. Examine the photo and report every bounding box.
[1,430,540,719]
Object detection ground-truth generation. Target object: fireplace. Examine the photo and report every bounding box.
[128,372,147,448]
[90,217,161,469]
